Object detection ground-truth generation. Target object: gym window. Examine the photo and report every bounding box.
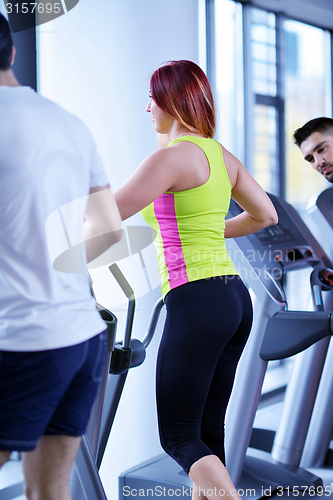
[210,0,332,211]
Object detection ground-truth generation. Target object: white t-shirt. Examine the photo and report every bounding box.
[0,86,108,351]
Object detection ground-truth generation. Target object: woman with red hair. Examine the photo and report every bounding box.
[115,60,277,499]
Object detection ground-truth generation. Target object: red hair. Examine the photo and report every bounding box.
[150,60,216,138]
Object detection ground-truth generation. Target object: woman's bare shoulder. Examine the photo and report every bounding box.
[219,144,241,188]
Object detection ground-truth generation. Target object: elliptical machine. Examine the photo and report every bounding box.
[71,263,164,500]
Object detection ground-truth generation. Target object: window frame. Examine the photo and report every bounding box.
[206,0,333,201]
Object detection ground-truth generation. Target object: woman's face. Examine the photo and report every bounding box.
[146,94,174,134]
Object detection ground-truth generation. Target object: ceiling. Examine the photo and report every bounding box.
[241,0,333,29]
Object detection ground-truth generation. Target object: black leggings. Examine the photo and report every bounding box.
[156,276,253,474]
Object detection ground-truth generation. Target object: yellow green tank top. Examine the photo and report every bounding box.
[140,135,238,298]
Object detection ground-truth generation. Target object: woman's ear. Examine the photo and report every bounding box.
[11,47,16,66]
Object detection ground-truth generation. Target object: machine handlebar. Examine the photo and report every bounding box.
[109,263,134,299]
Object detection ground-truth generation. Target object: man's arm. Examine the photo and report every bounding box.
[84,184,122,262]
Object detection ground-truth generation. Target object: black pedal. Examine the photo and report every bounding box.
[110,344,132,375]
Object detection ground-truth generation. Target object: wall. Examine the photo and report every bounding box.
[37,0,199,496]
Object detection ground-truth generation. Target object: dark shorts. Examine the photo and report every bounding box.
[0,330,107,452]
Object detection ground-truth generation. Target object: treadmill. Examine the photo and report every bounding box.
[226,194,333,494]
[297,187,333,482]
[119,193,333,499]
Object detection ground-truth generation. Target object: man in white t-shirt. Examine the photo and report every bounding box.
[0,13,122,499]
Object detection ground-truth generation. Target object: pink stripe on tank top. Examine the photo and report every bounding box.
[154,193,189,289]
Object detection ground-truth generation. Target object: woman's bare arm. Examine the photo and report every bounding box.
[223,147,278,238]
[84,185,122,262]
[115,147,182,220]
